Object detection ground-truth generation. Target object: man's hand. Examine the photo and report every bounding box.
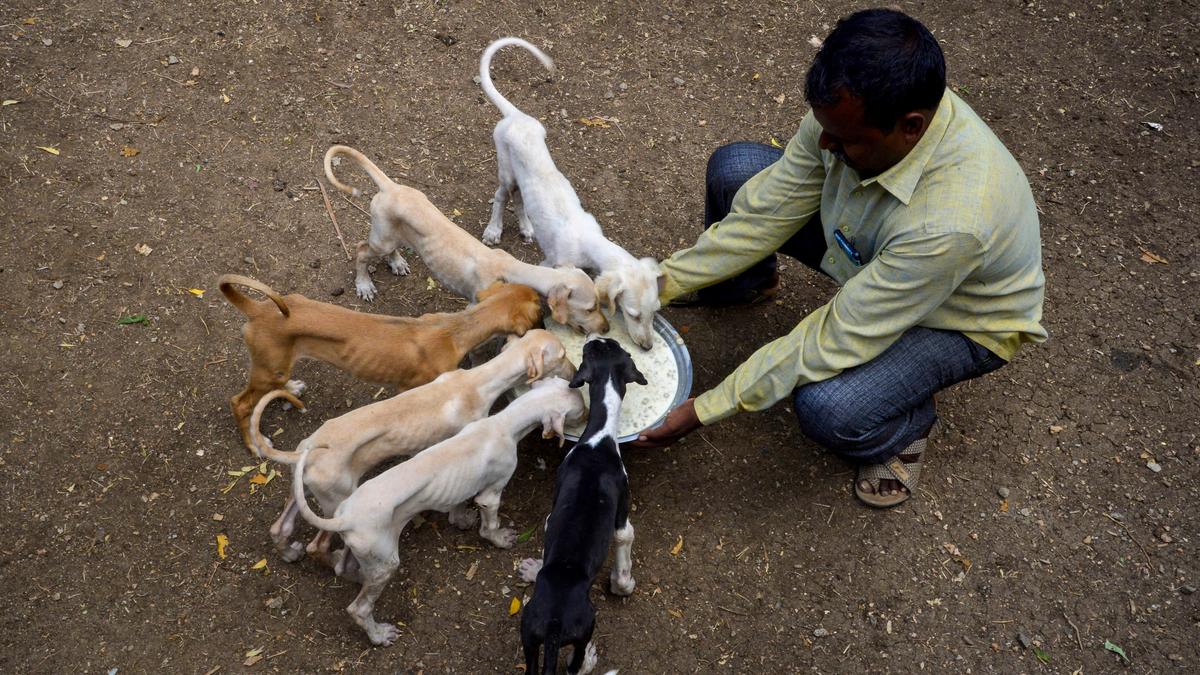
[630,398,702,449]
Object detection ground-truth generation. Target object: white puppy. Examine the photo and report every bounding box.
[479,37,664,350]
[249,329,575,563]
[292,377,586,646]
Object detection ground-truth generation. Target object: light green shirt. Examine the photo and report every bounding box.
[660,90,1047,425]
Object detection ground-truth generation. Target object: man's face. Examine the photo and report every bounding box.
[812,91,923,179]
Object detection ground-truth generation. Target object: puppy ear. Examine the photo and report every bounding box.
[525,345,545,384]
[595,272,621,315]
[623,358,648,386]
[568,360,593,388]
[547,284,571,324]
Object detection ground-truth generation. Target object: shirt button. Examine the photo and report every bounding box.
[828,257,835,264]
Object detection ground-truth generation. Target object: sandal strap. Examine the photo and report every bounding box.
[858,455,923,492]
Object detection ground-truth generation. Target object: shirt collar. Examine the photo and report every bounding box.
[859,88,954,205]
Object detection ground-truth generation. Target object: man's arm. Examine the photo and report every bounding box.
[693,230,985,425]
[658,113,827,303]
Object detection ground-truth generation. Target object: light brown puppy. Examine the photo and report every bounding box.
[219,275,542,451]
[249,329,576,563]
[323,145,608,336]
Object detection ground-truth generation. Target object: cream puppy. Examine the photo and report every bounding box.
[478,37,663,349]
[292,378,586,646]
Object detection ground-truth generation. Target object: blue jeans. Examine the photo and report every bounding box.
[702,142,1006,464]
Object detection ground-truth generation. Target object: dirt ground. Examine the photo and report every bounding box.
[2,0,1197,672]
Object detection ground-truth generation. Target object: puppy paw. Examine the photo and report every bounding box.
[609,571,636,597]
[280,541,305,563]
[366,622,401,647]
[518,558,543,583]
[481,223,503,246]
[285,379,307,396]
[355,279,378,301]
[484,527,518,549]
[387,253,410,276]
[448,505,478,530]
[573,640,598,675]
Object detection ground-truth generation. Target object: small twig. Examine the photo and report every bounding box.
[149,71,187,86]
[717,605,750,617]
[696,432,723,456]
[326,79,353,89]
[1061,608,1083,650]
[317,177,352,260]
[339,192,371,217]
[1104,513,1153,569]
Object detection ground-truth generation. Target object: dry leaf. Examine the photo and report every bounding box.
[249,473,269,485]
[670,535,684,556]
[250,558,268,570]
[751,72,761,80]
[212,513,224,521]
[942,542,962,557]
[245,647,264,658]
[999,499,1009,513]
[667,608,683,619]
[1139,248,1168,264]
[115,38,132,48]
[2,100,19,106]
[243,654,263,667]
[191,66,200,77]
[465,560,478,580]
[221,92,231,104]
[579,116,618,128]
[508,596,521,616]
[36,146,60,155]
[23,17,38,25]
[216,533,229,559]
[807,35,824,48]
[120,146,139,157]
[134,243,153,256]
[1049,424,1063,434]
[768,136,784,148]
[773,93,786,104]
[188,288,205,298]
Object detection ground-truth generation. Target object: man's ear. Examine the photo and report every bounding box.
[623,358,648,386]
[595,272,621,314]
[568,360,593,388]
[898,110,930,143]
[547,284,571,324]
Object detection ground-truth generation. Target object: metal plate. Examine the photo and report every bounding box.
[562,313,693,444]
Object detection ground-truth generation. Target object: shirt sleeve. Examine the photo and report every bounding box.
[658,113,827,303]
[692,230,985,425]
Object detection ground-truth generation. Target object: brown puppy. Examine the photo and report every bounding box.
[219,274,542,451]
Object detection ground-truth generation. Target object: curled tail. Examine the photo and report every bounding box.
[479,37,555,119]
[292,447,346,532]
[218,274,289,317]
[323,145,397,197]
[248,389,307,463]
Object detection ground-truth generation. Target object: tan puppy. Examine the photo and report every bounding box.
[250,329,576,563]
[219,275,542,451]
[322,145,608,336]
[293,377,587,646]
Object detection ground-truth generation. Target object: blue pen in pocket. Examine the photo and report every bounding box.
[833,229,864,266]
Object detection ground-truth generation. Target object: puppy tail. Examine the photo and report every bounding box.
[541,618,562,675]
[293,447,345,532]
[479,37,555,119]
[323,145,395,196]
[218,274,290,317]
[249,389,307,464]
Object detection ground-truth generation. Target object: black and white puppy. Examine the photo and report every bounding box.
[518,337,646,675]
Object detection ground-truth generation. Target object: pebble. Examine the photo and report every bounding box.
[963,636,974,646]
[1017,632,1032,649]
[42,38,53,46]
[618,82,628,91]
[997,486,1010,499]
[813,627,829,638]
[672,76,685,86]
[264,596,283,610]
[604,90,614,99]
[52,280,64,289]
[309,260,321,269]
[243,256,256,266]
[167,55,180,65]
[1019,507,1032,517]
[329,287,344,297]
[1180,585,1196,595]
[1146,461,1162,473]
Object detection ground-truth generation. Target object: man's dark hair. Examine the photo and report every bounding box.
[804,9,946,130]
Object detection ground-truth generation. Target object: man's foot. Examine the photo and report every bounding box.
[669,272,780,308]
[855,438,925,508]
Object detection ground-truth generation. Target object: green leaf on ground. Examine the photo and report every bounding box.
[1033,646,1049,664]
[515,524,537,543]
[117,314,149,325]
[1103,640,1130,664]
